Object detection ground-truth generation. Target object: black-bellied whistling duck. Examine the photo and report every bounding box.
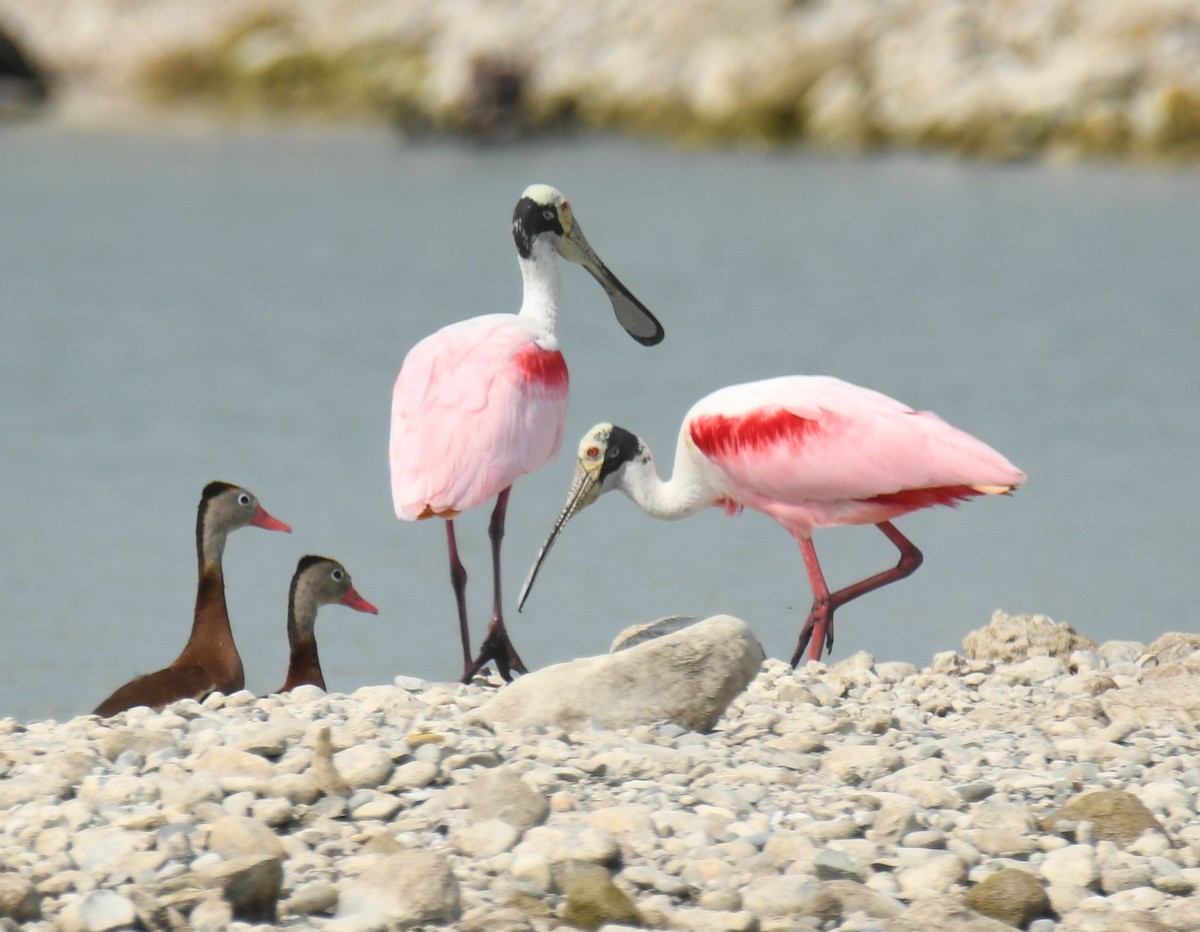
[278,555,378,693]
[93,481,291,717]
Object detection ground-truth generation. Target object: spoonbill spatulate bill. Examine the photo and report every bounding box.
[518,375,1025,665]
[390,184,663,683]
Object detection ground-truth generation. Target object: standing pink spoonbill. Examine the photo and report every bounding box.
[390,184,663,683]
[517,375,1025,665]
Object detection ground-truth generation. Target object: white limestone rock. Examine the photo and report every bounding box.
[1100,675,1200,728]
[205,815,286,861]
[449,818,521,857]
[963,610,1096,663]
[1040,844,1101,889]
[335,850,461,927]
[68,827,146,877]
[465,767,549,832]
[895,851,968,898]
[57,890,137,932]
[473,614,764,733]
[285,879,338,916]
[192,746,273,779]
[516,823,623,870]
[819,745,905,784]
[331,743,395,790]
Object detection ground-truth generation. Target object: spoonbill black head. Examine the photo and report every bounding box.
[512,184,664,346]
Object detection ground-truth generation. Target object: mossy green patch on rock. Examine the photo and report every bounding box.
[136,14,431,120]
[966,868,1051,928]
[555,860,642,930]
[138,47,227,103]
[1153,87,1200,158]
[1042,789,1167,848]
[913,110,1058,162]
[698,100,807,148]
[502,891,554,920]
[1068,108,1134,158]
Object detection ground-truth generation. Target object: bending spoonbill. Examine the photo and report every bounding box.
[517,375,1025,664]
[93,482,291,717]
[390,184,663,683]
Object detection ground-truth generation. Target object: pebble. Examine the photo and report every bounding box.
[0,612,1197,930]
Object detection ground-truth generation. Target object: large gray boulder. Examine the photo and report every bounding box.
[472,614,764,733]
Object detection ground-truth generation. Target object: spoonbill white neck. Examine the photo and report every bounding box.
[517,234,563,337]
[607,429,719,521]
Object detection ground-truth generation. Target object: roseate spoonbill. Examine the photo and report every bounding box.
[518,375,1025,664]
[93,482,291,717]
[277,555,379,693]
[390,184,663,683]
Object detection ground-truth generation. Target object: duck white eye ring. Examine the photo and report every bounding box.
[238,493,252,507]
[331,569,344,582]
[543,209,555,221]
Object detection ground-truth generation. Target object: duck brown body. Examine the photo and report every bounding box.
[93,482,290,717]
[277,555,378,694]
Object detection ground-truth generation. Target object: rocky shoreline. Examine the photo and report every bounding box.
[1,1,1200,162]
[2,610,1200,930]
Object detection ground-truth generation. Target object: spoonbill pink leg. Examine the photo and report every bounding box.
[444,520,473,676]
[462,487,528,683]
[791,521,924,666]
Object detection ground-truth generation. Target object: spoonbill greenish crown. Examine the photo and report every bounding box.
[518,375,1025,665]
[390,184,664,683]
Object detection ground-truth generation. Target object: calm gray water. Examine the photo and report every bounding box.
[2,123,1197,723]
